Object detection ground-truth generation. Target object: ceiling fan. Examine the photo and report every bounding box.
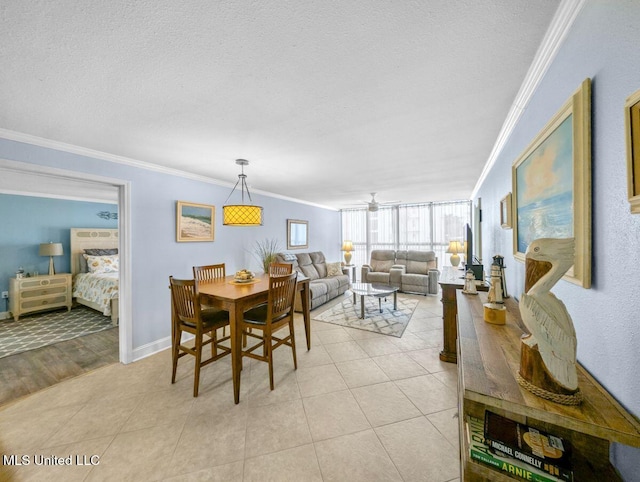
[355,192,401,212]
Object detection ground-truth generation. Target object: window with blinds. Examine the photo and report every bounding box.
[341,200,471,268]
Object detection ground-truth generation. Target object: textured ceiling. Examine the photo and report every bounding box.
[0,1,560,209]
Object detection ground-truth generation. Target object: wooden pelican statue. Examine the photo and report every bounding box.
[518,237,582,405]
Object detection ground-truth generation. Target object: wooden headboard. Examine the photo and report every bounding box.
[70,228,119,275]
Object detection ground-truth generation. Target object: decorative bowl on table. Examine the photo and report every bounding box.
[234,269,255,283]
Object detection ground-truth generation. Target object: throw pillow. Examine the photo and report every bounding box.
[326,261,343,277]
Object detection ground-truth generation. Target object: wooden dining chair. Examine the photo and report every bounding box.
[169,276,231,397]
[268,262,293,276]
[240,271,298,390]
[193,263,228,335]
[193,263,226,284]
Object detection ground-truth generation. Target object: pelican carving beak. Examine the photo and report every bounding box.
[524,258,552,293]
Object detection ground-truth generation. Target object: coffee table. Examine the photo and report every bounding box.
[350,282,399,319]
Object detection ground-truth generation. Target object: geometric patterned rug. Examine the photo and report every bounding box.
[0,306,114,359]
[313,295,418,338]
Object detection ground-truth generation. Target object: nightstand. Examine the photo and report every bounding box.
[9,273,72,321]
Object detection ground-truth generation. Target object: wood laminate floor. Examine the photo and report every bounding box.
[0,325,119,407]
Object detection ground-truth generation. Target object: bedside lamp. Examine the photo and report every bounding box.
[341,240,353,265]
[39,242,63,275]
[446,240,464,268]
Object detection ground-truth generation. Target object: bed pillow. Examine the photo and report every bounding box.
[326,261,343,277]
[84,254,119,274]
[84,248,118,256]
[80,249,118,272]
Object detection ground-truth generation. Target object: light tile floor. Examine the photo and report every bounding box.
[0,293,461,481]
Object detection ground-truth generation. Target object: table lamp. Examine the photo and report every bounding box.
[446,240,464,267]
[39,242,63,275]
[341,240,353,265]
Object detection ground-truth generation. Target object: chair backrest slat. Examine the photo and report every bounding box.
[193,263,226,288]
[269,262,293,276]
[267,271,297,322]
[169,276,200,325]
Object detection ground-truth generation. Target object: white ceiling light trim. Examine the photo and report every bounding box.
[471,0,586,199]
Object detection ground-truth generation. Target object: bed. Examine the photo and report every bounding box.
[70,228,119,325]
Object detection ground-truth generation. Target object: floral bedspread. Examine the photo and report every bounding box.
[73,272,119,316]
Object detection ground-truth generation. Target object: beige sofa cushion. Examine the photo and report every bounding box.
[369,250,396,273]
[310,252,328,278]
[403,250,437,274]
[295,253,320,280]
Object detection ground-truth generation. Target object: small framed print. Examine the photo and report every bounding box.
[500,193,512,229]
[625,88,640,214]
[287,219,308,249]
[176,201,215,242]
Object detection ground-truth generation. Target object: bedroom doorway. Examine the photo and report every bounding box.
[0,159,132,403]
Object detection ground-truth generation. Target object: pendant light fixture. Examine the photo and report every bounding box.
[222,159,263,226]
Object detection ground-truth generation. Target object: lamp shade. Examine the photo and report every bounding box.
[39,242,63,257]
[39,242,63,275]
[341,241,353,251]
[446,241,463,254]
[222,205,263,226]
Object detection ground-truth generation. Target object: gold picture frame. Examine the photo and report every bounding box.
[287,219,308,249]
[625,87,640,214]
[500,193,512,229]
[176,201,215,242]
[512,78,591,288]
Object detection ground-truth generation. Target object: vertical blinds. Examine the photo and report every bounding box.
[341,200,471,268]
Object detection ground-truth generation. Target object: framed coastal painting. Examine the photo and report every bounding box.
[512,78,591,288]
[287,219,308,249]
[625,87,640,214]
[176,201,215,242]
[500,193,512,229]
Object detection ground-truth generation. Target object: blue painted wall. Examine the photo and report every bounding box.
[474,1,640,477]
[0,194,118,300]
[0,139,341,354]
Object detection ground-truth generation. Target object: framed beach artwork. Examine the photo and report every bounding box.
[625,87,640,214]
[287,219,308,249]
[512,78,591,288]
[176,201,215,242]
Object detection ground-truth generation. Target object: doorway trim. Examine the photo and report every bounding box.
[0,158,133,364]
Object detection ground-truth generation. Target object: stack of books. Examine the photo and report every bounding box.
[466,412,574,482]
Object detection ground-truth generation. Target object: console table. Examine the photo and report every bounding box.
[438,267,487,363]
[457,292,640,481]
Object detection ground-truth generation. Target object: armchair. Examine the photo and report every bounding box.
[361,250,402,288]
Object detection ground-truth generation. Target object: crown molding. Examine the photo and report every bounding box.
[0,128,338,211]
[471,0,586,199]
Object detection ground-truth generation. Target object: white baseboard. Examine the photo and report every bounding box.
[0,311,10,320]
[131,336,172,362]
[129,333,197,363]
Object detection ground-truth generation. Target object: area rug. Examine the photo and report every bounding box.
[0,306,114,359]
[313,295,418,337]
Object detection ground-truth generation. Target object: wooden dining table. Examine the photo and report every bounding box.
[197,274,311,404]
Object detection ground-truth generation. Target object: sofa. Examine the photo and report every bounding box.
[275,251,350,310]
[361,250,439,295]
